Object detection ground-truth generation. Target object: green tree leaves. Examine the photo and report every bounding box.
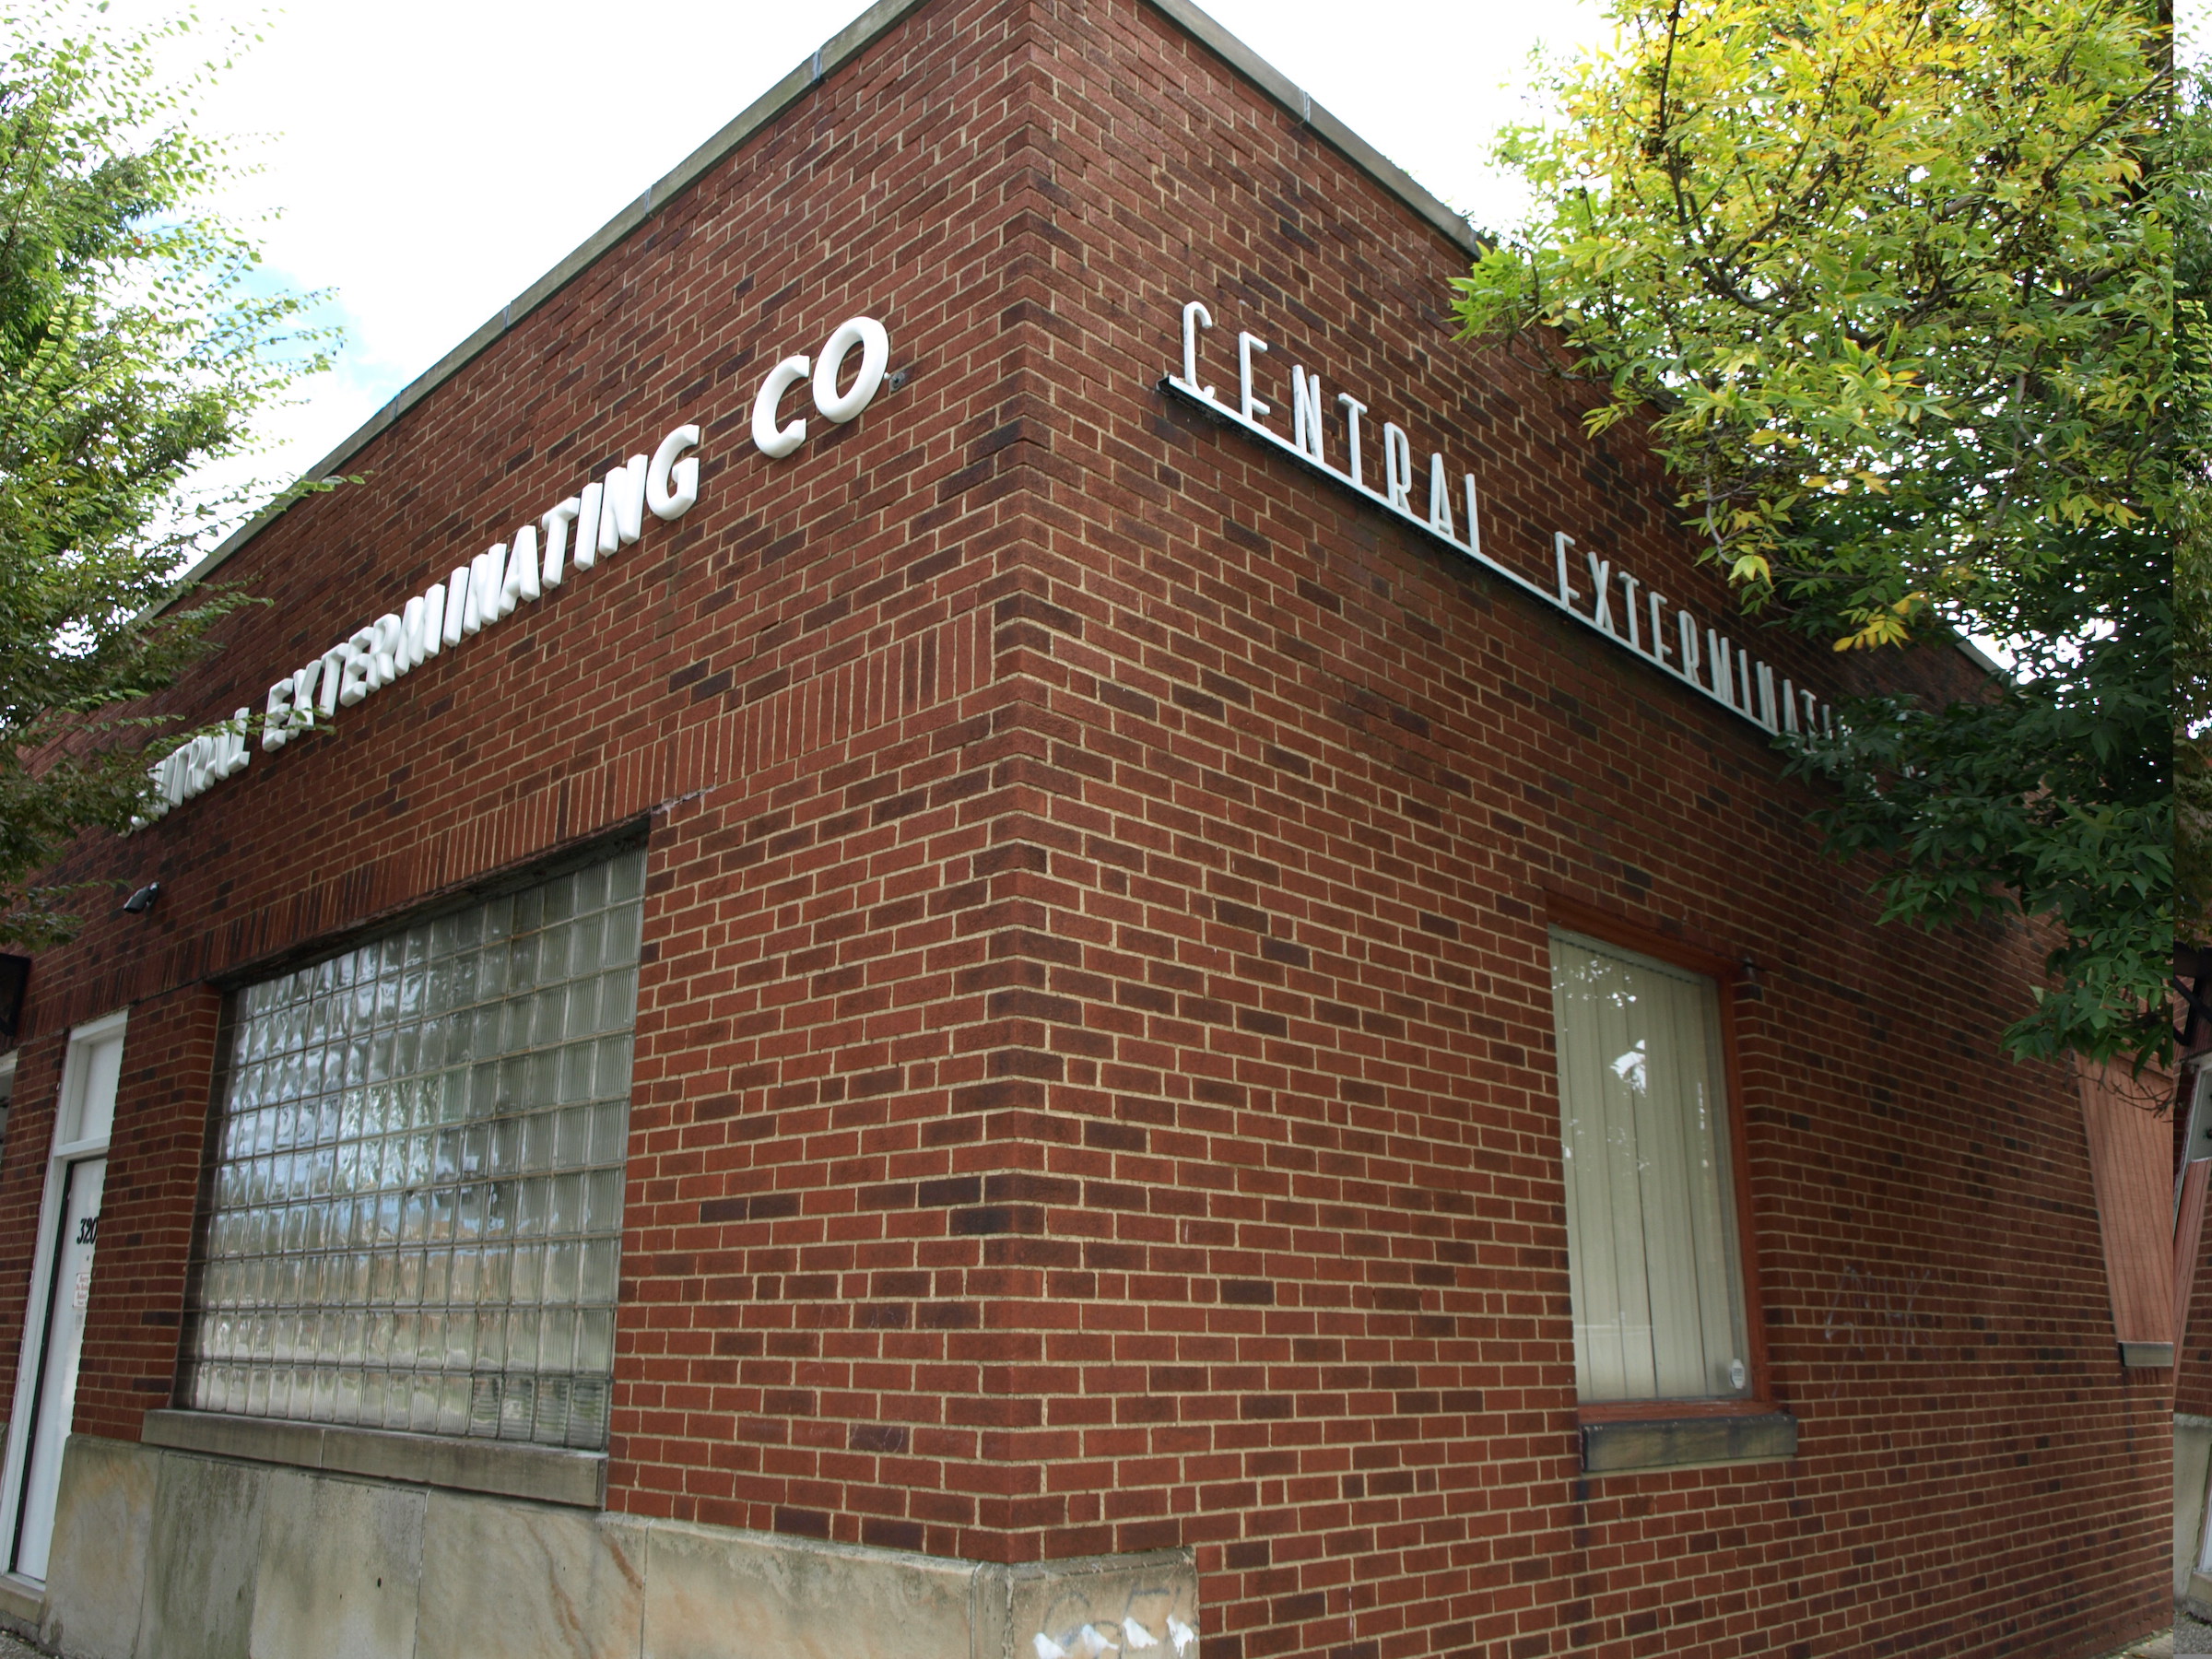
[1461,0,2175,1068]
[0,6,332,944]
[2174,62,2212,957]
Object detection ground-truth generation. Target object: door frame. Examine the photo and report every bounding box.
[0,1009,124,1583]
[2183,1064,2212,1209]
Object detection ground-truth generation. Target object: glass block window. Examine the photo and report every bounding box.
[181,848,645,1450]
[1549,928,1751,1404]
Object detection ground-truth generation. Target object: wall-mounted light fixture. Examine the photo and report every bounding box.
[122,882,163,914]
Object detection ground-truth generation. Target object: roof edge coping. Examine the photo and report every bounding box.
[1145,0,1480,256]
[168,0,1482,597]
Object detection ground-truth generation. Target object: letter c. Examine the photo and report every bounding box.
[752,356,811,458]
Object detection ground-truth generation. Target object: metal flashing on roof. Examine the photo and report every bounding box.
[166,0,1482,596]
[1144,0,1480,256]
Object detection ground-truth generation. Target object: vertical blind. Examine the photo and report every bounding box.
[180,848,645,1450]
[1548,928,1749,1403]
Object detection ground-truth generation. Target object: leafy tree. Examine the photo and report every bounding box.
[1457,0,2175,1069]
[0,5,331,946]
[2176,61,2212,953]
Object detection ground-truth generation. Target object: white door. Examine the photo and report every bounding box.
[10,1157,105,1581]
[3,1012,124,1585]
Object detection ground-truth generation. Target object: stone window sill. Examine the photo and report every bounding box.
[139,1409,605,1509]
[1580,1410,1797,1474]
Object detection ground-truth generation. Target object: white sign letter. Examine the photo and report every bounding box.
[501,525,542,610]
[397,597,426,675]
[317,645,350,716]
[440,571,471,650]
[812,318,889,423]
[1382,423,1412,513]
[1238,332,1272,425]
[368,615,404,688]
[291,661,324,731]
[465,547,504,631]
[218,715,251,780]
[1181,301,1214,399]
[1426,453,1453,538]
[418,585,446,662]
[1291,367,1324,463]
[646,426,701,521]
[598,457,648,556]
[571,486,604,572]
[1337,394,1368,488]
[337,630,376,707]
[1585,551,1615,635]
[261,681,295,751]
[752,355,811,458]
[540,499,581,588]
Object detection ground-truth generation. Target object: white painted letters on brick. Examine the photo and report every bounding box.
[1165,298,1830,738]
[143,312,899,829]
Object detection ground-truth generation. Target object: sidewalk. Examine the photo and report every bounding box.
[2131,1612,2212,1658]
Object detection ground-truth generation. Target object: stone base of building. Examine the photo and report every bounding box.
[35,1432,1196,1659]
[2191,1577,2212,1624]
[2182,1414,2212,1611]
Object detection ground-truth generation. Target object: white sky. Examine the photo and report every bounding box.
[71,0,1611,505]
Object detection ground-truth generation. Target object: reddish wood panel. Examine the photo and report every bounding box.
[2175,1158,2207,1354]
[2076,1060,2176,1348]
[2181,1156,2212,1417]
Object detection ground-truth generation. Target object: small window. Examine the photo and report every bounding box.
[180,848,646,1450]
[54,1024,123,1149]
[1548,927,1751,1404]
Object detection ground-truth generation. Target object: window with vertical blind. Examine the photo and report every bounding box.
[1548,927,1751,1404]
[180,848,644,1451]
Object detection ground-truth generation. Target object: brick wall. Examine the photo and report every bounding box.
[0,0,2165,1653]
[0,1030,65,1431]
[984,6,2163,1653]
[70,985,223,1441]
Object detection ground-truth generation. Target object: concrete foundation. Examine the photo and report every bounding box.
[2180,1414,2212,1608]
[35,1434,1197,1659]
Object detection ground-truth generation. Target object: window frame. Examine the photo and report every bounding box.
[172,840,647,1455]
[0,1008,126,1567]
[1546,896,1775,1429]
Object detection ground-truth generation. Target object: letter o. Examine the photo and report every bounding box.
[752,356,811,459]
[810,316,889,424]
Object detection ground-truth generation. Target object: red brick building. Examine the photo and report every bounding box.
[0,1,2170,1654]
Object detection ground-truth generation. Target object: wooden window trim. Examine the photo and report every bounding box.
[1544,893,1777,1427]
